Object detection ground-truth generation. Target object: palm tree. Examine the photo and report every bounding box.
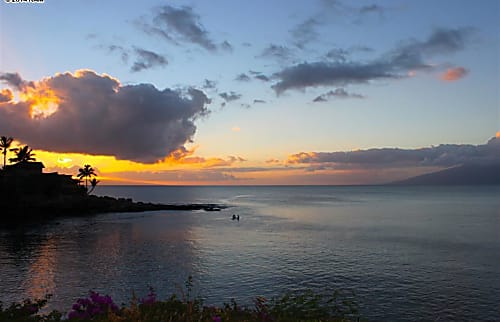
[88,178,100,194]
[0,136,14,169]
[77,164,97,192]
[9,145,36,164]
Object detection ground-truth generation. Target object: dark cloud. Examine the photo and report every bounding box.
[0,89,13,103]
[253,99,266,104]
[246,71,270,82]
[254,74,270,82]
[141,5,231,52]
[272,61,395,94]
[219,91,242,102]
[272,28,473,94]
[385,27,474,69]
[313,88,364,102]
[235,73,251,82]
[240,103,251,109]
[131,48,168,72]
[0,70,210,163]
[259,44,294,62]
[0,72,31,91]
[202,79,217,89]
[101,45,167,72]
[288,137,500,169]
[290,17,321,49]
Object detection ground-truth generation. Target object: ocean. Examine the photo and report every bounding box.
[0,185,499,321]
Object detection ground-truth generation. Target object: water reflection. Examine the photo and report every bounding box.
[0,211,201,310]
[22,236,57,300]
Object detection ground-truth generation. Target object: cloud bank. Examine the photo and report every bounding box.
[0,70,209,163]
[287,137,500,170]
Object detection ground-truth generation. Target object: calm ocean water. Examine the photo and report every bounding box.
[1,185,499,321]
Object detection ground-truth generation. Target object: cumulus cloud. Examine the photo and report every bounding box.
[313,88,364,102]
[219,91,242,102]
[0,70,209,163]
[440,67,468,81]
[272,27,474,94]
[131,48,168,72]
[287,137,500,170]
[141,5,231,52]
[0,88,13,102]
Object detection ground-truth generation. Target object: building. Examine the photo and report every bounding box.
[0,161,85,197]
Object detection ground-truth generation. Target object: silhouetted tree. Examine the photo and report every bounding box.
[9,146,36,164]
[77,164,96,192]
[88,178,100,194]
[0,136,14,169]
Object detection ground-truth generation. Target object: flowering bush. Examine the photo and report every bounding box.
[0,281,359,321]
[67,291,119,320]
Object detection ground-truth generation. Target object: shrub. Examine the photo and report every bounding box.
[0,280,360,321]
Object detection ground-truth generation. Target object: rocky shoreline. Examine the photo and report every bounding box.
[0,194,226,227]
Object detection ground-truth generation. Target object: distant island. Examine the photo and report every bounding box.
[389,163,500,185]
[0,138,224,227]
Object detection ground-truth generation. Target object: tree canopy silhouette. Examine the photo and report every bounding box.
[9,145,36,164]
[0,136,14,169]
[88,177,100,194]
[77,164,97,192]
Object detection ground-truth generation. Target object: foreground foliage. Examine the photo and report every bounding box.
[0,280,360,322]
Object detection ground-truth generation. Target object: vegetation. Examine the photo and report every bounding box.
[77,164,98,193]
[0,136,14,169]
[0,283,360,322]
[9,145,36,164]
[89,177,100,194]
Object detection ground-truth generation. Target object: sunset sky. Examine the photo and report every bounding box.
[0,0,499,185]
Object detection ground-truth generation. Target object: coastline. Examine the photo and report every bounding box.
[0,194,225,227]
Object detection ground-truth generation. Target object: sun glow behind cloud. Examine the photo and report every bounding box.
[18,82,60,119]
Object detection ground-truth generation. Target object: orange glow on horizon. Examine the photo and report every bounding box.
[496,131,500,138]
